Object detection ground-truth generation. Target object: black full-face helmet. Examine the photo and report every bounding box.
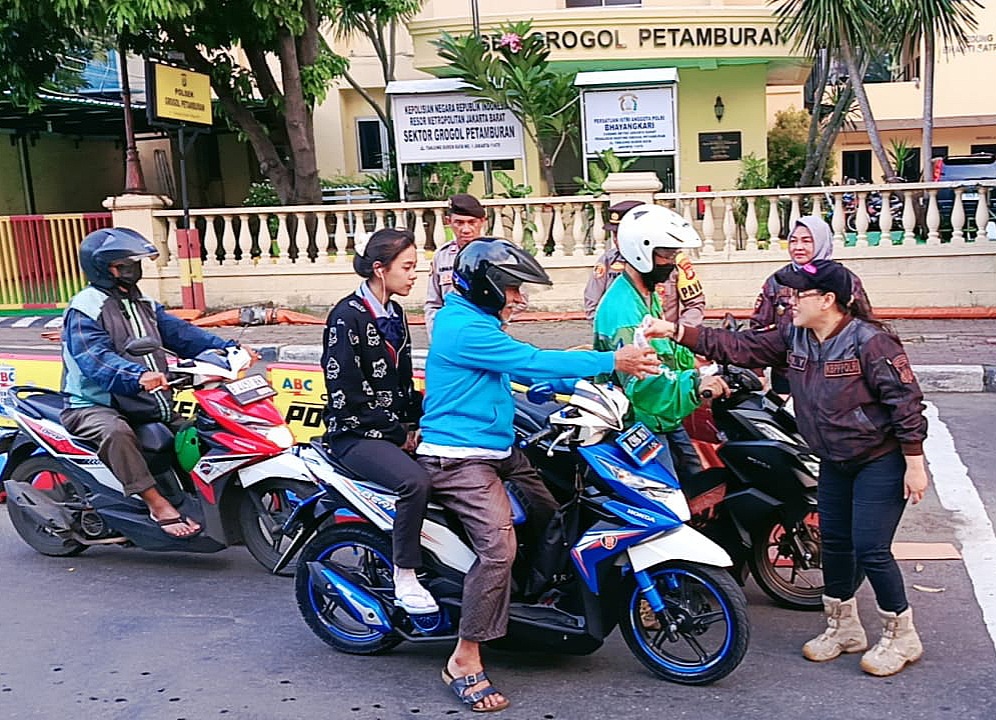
[79,227,159,290]
[452,238,552,315]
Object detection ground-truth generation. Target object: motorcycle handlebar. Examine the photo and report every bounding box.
[518,426,556,449]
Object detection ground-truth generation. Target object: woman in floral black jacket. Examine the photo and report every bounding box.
[321,228,436,614]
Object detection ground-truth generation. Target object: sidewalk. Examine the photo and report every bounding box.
[210,315,996,393]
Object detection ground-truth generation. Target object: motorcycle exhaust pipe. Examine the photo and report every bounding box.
[305,561,393,633]
[3,481,75,533]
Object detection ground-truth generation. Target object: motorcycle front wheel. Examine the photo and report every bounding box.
[618,561,749,685]
[748,514,824,610]
[294,524,402,655]
[239,478,317,575]
[5,456,87,557]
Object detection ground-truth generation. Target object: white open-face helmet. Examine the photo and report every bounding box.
[616,204,702,273]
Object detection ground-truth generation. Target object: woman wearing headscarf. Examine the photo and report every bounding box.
[751,216,871,393]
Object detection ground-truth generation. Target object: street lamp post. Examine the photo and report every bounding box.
[118,41,147,194]
[470,0,494,197]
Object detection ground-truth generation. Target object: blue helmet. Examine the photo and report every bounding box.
[79,227,159,290]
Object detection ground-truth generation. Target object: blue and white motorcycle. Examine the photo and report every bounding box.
[280,381,749,685]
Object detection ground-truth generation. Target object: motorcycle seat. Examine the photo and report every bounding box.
[15,390,67,424]
[308,437,448,513]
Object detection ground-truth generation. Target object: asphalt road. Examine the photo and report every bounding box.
[1,393,994,720]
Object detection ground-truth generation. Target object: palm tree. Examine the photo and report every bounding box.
[774,0,897,180]
[895,0,981,182]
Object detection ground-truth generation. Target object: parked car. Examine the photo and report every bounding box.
[933,154,996,235]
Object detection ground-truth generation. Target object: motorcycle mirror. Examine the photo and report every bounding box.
[124,336,161,356]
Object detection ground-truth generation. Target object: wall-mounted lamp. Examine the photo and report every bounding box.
[714,96,725,122]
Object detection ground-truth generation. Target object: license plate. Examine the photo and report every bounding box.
[224,374,277,405]
[616,422,664,466]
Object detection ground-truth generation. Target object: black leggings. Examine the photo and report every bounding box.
[326,436,431,570]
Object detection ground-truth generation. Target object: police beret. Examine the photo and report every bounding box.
[775,260,853,307]
[604,200,646,232]
[448,193,486,219]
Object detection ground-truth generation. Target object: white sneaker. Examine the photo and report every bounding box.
[393,570,438,615]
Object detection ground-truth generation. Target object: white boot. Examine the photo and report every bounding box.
[860,606,923,676]
[393,567,438,614]
[802,595,868,662]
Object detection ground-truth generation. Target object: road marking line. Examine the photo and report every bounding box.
[924,401,996,653]
[43,317,63,329]
[10,316,40,328]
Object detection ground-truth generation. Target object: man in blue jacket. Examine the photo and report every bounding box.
[417,238,658,712]
[61,228,238,538]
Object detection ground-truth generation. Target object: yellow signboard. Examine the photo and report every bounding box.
[149,62,212,126]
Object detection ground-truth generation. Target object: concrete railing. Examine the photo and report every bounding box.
[152,196,610,268]
[98,176,996,311]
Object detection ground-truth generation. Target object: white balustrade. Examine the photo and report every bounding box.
[745,196,759,250]
[926,190,940,245]
[951,189,966,244]
[149,180,995,280]
[767,195,782,251]
[975,187,989,243]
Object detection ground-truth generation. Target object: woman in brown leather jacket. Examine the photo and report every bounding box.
[646,260,929,678]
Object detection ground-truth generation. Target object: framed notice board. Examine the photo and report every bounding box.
[698,132,742,162]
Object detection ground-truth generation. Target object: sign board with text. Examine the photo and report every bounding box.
[582,86,676,157]
[698,132,742,162]
[390,92,524,164]
[146,61,213,126]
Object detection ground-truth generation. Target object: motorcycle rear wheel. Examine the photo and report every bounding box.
[239,478,316,575]
[748,515,824,610]
[5,456,87,557]
[618,561,749,685]
[294,524,402,655]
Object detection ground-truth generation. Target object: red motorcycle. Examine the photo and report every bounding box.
[0,341,315,573]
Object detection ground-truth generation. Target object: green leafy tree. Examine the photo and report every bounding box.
[572,149,638,195]
[435,20,580,195]
[0,0,352,206]
[734,153,772,245]
[768,107,836,188]
[895,0,981,182]
[332,0,424,173]
[775,0,897,180]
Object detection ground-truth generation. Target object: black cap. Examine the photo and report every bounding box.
[604,200,645,232]
[448,193,486,219]
[775,260,853,307]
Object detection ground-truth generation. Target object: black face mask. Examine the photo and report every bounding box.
[640,263,675,288]
[113,261,143,289]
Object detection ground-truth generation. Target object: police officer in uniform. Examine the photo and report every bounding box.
[424,194,488,339]
[584,200,707,324]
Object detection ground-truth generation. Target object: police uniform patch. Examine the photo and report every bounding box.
[439,270,453,286]
[788,353,808,371]
[609,261,625,272]
[592,263,606,279]
[890,353,915,383]
[824,359,862,377]
[753,294,763,311]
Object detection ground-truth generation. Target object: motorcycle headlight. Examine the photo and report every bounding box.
[264,425,295,449]
[604,464,690,522]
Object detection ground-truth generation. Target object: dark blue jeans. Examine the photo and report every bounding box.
[819,448,909,613]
